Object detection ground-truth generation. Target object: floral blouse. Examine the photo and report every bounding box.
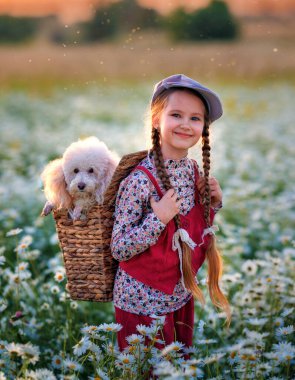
[111,152,221,316]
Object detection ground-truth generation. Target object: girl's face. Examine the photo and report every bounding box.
[156,90,206,160]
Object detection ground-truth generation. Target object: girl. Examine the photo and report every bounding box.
[111,74,231,352]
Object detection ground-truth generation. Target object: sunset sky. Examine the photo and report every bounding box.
[0,0,294,23]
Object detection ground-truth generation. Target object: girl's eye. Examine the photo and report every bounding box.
[88,168,94,173]
[172,113,181,118]
[192,116,201,121]
[74,168,79,173]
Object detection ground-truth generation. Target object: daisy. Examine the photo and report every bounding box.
[5,342,23,357]
[197,339,217,345]
[70,301,78,310]
[97,323,122,333]
[281,307,294,317]
[73,336,91,356]
[89,368,110,380]
[50,285,60,294]
[64,358,83,372]
[126,334,144,345]
[275,325,294,337]
[161,341,185,356]
[51,354,63,369]
[21,342,40,364]
[115,353,135,368]
[25,368,57,380]
[41,303,50,311]
[54,272,65,282]
[247,317,268,326]
[241,260,258,276]
[136,324,150,336]
[272,341,295,362]
[6,228,23,237]
[81,325,99,335]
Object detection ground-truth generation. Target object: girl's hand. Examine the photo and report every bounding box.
[197,176,222,208]
[150,189,182,225]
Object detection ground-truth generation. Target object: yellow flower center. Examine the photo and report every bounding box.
[123,358,130,364]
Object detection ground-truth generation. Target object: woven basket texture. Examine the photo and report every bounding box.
[53,150,148,302]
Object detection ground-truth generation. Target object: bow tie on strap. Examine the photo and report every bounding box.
[172,225,219,291]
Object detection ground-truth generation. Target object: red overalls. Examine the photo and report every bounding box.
[115,164,214,350]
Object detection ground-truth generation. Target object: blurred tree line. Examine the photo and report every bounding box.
[0,0,239,44]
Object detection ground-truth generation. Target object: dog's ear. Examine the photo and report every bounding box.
[41,158,72,210]
[95,154,119,204]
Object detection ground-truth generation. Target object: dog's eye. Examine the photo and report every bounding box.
[88,168,94,173]
[74,168,79,173]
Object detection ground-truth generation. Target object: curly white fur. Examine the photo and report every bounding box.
[41,136,119,220]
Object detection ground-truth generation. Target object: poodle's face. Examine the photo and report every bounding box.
[62,138,116,201]
[64,161,99,200]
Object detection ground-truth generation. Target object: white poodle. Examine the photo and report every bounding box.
[41,136,118,220]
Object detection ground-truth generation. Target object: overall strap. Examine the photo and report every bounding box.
[136,166,164,198]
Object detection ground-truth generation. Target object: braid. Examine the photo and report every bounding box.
[202,116,211,227]
[201,115,231,327]
[151,127,181,228]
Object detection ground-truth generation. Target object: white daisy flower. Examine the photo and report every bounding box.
[41,303,50,311]
[25,368,57,380]
[51,354,63,369]
[6,228,23,237]
[115,353,135,368]
[21,342,40,364]
[197,339,218,345]
[89,368,110,380]
[136,324,150,336]
[161,341,185,356]
[281,307,294,317]
[81,325,99,335]
[54,271,65,282]
[97,322,122,333]
[272,341,295,362]
[275,325,294,337]
[126,334,144,345]
[5,342,23,356]
[20,235,33,247]
[64,358,83,372]
[73,336,91,356]
[241,260,258,276]
[70,301,78,310]
[50,285,60,294]
[247,317,268,326]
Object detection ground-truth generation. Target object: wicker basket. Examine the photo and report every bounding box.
[52,150,148,302]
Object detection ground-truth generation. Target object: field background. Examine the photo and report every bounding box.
[0,7,295,380]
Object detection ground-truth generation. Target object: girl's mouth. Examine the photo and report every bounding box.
[174,132,193,138]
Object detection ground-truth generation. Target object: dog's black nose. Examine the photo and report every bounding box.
[78,182,86,190]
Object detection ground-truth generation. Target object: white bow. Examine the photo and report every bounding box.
[172,225,219,290]
[172,228,197,290]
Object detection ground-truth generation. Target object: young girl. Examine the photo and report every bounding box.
[111,74,231,351]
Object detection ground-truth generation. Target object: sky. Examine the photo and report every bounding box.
[0,0,294,23]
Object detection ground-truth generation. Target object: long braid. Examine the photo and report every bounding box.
[202,117,231,327]
[151,126,205,306]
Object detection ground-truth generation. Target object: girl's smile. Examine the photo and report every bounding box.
[156,90,206,160]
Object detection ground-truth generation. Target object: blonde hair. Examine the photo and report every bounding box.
[148,87,231,327]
